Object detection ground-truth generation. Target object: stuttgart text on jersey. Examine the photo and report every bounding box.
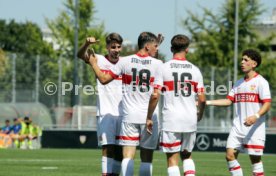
[170,63,192,69]
[131,58,152,65]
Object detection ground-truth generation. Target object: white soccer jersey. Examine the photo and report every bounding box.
[110,53,163,124]
[96,54,123,116]
[154,58,204,132]
[227,73,271,139]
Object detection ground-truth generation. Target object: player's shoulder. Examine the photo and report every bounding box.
[255,74,269,85]
[151,57,163,64]
[119,54,135,62]
[95,54,105,59]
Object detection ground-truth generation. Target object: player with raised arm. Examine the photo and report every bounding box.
[146,34,206,176]
[206,49,271,176]
[78,33,123,176]
[88,32,163,176]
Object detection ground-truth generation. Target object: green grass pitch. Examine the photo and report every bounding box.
[0,149,275,176]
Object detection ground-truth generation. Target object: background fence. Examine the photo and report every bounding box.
[0,53,276,133]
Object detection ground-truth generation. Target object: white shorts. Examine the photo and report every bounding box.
[160,131,196,153]
[118,121,159,149]
[97,115,122,146]
[226,131,265,156]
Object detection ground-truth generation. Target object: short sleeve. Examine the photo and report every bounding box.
[153,61,163,89]
[259,79,271,103]
[196,69,204,93]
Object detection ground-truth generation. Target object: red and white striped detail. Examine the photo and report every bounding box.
[184,170,196,176]
[253,172,264,176]
[159,141,181,148]
[116,136,140,141]
[229,166,241,171]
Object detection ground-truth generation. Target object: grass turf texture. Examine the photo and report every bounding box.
[0,149,275,176]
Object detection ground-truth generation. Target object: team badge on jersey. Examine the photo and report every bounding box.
[250,84,256,91]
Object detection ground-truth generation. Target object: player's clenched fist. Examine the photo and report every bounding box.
[85,37,99,45]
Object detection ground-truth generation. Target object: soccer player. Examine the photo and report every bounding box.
[88,32,163,176]
[206,49,271,176]
[78,33,124,176]
[146,34,206,176]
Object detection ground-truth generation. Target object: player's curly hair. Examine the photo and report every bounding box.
[242,49,262,67]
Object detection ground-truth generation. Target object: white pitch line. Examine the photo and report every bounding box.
[0,159,70,162]
[41,166,58,170]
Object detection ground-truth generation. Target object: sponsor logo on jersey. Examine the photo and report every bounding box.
[235,93,259,102]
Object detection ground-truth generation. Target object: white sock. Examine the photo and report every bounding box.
[139,162,152,176]
[227,160,243,176]
[167,166,180,176]
[252,162,264,176]
[183,159,196,176]
[121,158,134,176]
[112,160,121,175]
[102,156,113,175]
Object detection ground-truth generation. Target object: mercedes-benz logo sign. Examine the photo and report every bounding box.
[196,134,210,151]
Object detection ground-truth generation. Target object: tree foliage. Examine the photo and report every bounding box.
[182,0,276,88]
[0,20,54,56]
[0,19,56,103]
[46,0,108,105]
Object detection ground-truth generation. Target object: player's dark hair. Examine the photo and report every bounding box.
[106,33,123,45]
[138,32,158,50]
[171,34,190,54]
[242,49,262,67]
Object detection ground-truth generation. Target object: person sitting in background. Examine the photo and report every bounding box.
[31,124,42,149]
[0,119,13,148]
[0,119,12,134]
[10,118,22,148]
[19,116,34,149]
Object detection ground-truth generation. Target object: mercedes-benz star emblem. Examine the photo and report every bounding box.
[196,134,210,151]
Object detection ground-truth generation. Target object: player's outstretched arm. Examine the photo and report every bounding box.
[146,88,161,134]
[206,99,232,106]
[89,54,114,85]
[77,37,99,63]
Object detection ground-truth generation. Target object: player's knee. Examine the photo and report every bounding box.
[249,155,261,164]
[102,145,115,157]
[140,148,154,162]
[225,152,235,161]
[181,150,191,160]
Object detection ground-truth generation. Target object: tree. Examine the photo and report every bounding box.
[46,0,107,106]
[0,19,56,103]
[0,19,54,56]
[182,0,276,88]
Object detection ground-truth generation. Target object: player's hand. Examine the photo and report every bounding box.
[244,115,258,127]
[85,37,99,45]
[88,50,97,66]
[146,119,153,135]
[157,33,164,46]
